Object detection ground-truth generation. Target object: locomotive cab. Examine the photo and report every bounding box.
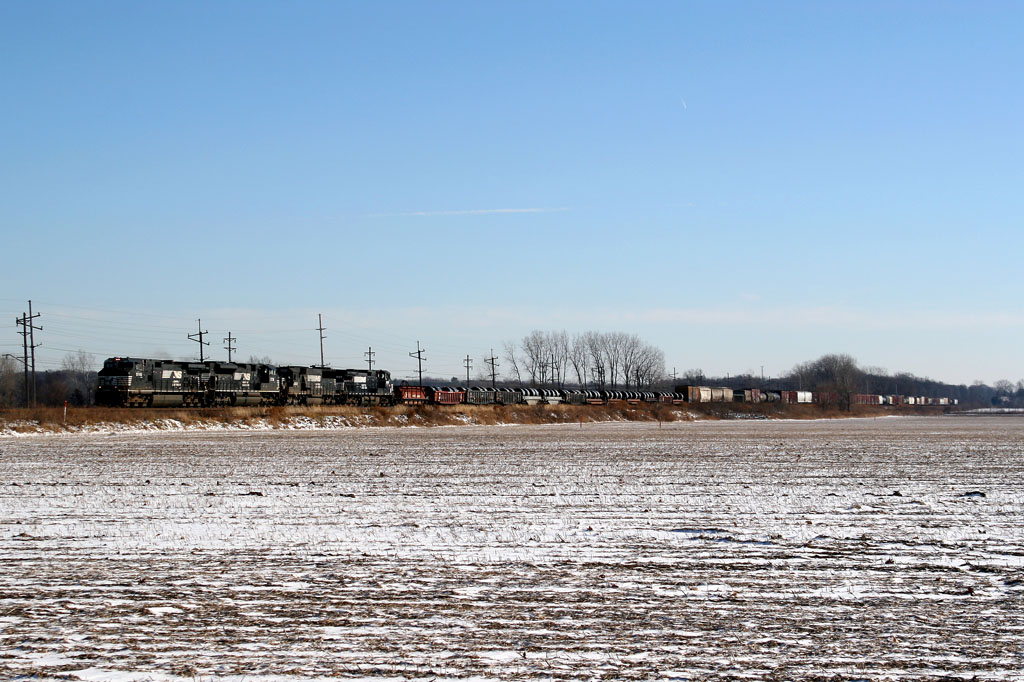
[96,357,135,406]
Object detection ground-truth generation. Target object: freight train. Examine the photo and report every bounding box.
[96,356,957,408]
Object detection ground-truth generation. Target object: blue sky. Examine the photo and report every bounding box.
[2,1,1021,385]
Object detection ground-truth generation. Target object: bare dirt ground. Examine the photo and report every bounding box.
[1,416,1022,681]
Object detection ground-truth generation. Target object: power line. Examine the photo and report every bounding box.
[15,300,196,322]
[10,303,462,362]
[42,311,188,331]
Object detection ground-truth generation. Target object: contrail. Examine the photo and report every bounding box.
[370,207,570,218]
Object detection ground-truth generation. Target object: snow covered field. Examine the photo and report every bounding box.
[1,417,1023,681]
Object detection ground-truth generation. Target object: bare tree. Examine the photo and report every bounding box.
[632,344,665,388]
[502,341,523,387]
[789,353,861,410]
[620,333,640,388]
[0,355,20,407]
[549,330,570,388]
[61,350,93,373]
[503,330,666,390]
[681,368,705,385]
[520,330,547,385]
[584,332,607,389]
[60,350,96,406]
[568,333,589,387]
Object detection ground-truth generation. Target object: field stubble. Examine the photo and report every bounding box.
[1,416,1022,680]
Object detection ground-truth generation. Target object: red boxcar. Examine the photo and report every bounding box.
[430,387,466,405]
[815,391,840,406]
[396,385,428,405]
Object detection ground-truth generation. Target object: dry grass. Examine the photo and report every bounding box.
[0,401,952,433]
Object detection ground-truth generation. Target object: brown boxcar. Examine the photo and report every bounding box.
[430,387,466,405]
[396,385,428,405]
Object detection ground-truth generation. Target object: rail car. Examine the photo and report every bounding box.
[390,384,958,408]
[388,386,688,407]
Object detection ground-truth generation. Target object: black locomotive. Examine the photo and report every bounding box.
[96,357,395,407]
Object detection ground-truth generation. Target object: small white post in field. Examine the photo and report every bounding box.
[63,400,68,424]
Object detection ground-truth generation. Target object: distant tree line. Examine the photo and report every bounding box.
[682,353,1024,409]
[0,351,96,408]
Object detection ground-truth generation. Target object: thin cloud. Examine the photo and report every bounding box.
[368,207,570,218]
[608,306,1024,331]
[164,304,1024,335]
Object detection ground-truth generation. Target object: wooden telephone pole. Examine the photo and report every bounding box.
[188,319,209,362]
[484,349,499,390]
[224,332,237,363]
[317,314,327,368]
[15,301,42,406]
[409,342,426,387]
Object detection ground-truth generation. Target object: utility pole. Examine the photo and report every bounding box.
[409,342,426,387]
[188,319,210,362]
[484,349,499,390]
[670,367,678,384]
[16,313,29,407]
[16,302,42,406]
[365,346,375,372]
[317,313,327,368]
[27,301,40,406]
[464,354,472,386]
[224,332,237,363]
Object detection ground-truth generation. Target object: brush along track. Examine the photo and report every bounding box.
[0,402,948,435]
